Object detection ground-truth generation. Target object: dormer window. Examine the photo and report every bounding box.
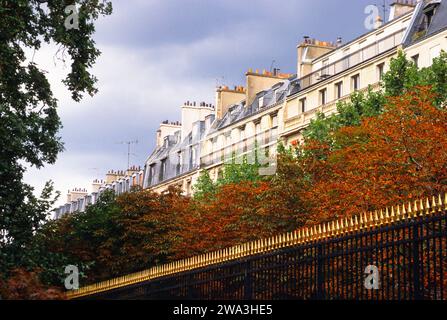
[423,1,440,29]
[259,96,265,108]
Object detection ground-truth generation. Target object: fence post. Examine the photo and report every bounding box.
[244,260,253,300]
[317,243,324,299]
[412,223,422,300]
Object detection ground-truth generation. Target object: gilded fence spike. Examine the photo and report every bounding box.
[439,194,444,211]
[331,221,336,234]
[406,201,412,217]
[318,224,322,236]
[350,217,354,230]
[327,222,331,234]
[426,198,431,215]
[354,215,359,227]
[432,196,437,212]
[444,193,447,209]
[418,199,424,216]
[323,223,327,234]
[293,230,298,243]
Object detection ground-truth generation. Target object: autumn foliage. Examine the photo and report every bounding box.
[10,53,447,294]
[0,269,64,300]
[300,86,447,222]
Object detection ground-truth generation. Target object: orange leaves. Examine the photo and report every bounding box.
[301,86,447,221]
[173,181,288,259]
[0,269,65,300]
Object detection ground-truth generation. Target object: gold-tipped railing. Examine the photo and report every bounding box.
[67,194,447,299]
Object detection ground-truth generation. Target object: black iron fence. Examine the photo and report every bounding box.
[71,199,447,300]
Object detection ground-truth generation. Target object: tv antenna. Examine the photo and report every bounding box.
[379,0,388,22]
[116,139,138,170]
[270,60,276,73]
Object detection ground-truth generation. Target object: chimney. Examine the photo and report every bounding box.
[215,85,246,119]
[297,37,336,78]
[67,188,88,203]
[126,165,141,176]
[156,120,181,147]
[92,179,103,193]
[181,102,214,140]
[389,0,416,21]
[245,69,293,107]
[105,170,125,184]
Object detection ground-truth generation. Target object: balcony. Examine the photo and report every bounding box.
[299,29,405,91]
[201,128,278,168]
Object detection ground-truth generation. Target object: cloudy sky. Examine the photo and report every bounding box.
[24,0,392,207]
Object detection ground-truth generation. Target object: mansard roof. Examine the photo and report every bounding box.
[404,0,447,47]
[210,76,296,133]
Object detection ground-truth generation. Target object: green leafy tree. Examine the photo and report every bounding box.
[193,170,217,201]
[0,0,112,282]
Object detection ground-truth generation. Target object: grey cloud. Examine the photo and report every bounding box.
[25,0,391,206]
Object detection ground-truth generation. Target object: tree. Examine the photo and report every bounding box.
[301,87,447,220]
[0,0,112,281]
[175,181,275,258]
[0,268,64,300]
[193,170,217,201]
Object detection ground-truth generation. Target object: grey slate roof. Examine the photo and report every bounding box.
[209,76,297,133]
[404,0,447,47]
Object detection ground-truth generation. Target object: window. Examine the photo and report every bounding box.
[240,129,245,140]
[259,96,265,108]
[343,48,350,69]
[148,164,155,185]
[411,54,420,67]
[424,5,437,29]
[377,63,385,80]
[271,114,278,127]
[255,122,261,135]
[176,152,182,175]
[351,74,360,91]
[319,89,327,106]
[186,180,192,196]
[300,98,307,113]
[321,58,330,77]
[335,81,343,99]
[159,159,167,181]
[189,146,195,169]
